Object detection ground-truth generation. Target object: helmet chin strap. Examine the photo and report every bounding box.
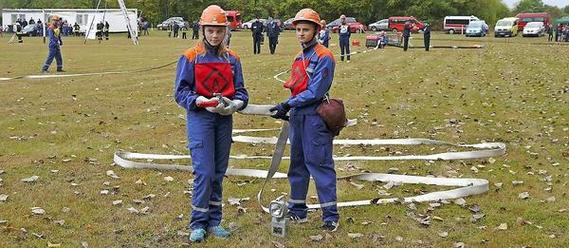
[203,37,219,49]
[301,36,318,49]
[202,26,226,49]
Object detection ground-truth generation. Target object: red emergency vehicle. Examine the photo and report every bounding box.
[225,10,242,30]
[515,12,550,31]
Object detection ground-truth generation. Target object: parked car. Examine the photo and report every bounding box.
[22,24,39,36]
[494,17,519,37]
[465,20,489,37]
[326,17,366,33]
[522,21,545,37]
[368,19,389,31]
[283,18,294,30]
[516,12,551,32]
[444,15,479,34]
[157,17,184,30]
[241,19,267,29]
[388,16,424,33]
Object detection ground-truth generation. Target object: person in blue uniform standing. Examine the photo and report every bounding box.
[41,16,64,73]
[317,20,330,47]
[338,14,351,62]
[270,8,340,232]
[251,17,264,54]
[174,5,249,242]
[266,17,281,54]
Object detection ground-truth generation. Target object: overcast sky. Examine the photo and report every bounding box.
[502,0,568,8]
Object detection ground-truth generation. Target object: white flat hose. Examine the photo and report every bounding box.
[114,104,502,211]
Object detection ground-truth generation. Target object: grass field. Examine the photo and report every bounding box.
[0,30,568,247]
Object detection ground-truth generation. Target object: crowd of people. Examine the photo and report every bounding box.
[554,23,569,42]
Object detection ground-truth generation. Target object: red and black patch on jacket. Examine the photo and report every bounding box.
[284,59,310,96]
[194,63,235,98]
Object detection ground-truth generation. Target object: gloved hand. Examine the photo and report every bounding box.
[195,96,223,113]
[217,97,244,116]
[269,102,290,121]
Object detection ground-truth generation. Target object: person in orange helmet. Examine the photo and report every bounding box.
[270,8,340,232]
[174,5,249,242]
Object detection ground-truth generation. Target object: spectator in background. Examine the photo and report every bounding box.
[266,17,281,54]
[555,23,561,42]
[402,20,413,51]
[142,21,150,36]
[36,20,43,36]
[181,21,188,39]
[29,18,35,25]
[251,17,264,54]
[317,20,330,48]
[104,21,110,40]
[15,22,23,43]
[173,22,180,38]
[423,21,431,51]
[338,14,351,62]
[96,21,104,42]
[192,21,200,39]
[547,23,553,42]
[74,22,80,37]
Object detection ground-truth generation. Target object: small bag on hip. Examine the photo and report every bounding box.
[316,96,347,136]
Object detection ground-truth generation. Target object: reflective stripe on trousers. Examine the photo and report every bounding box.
[188,110,233,230]
[287,113,339,222]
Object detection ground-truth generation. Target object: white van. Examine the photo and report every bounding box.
[444,15,479,34]
[494,17,519,37]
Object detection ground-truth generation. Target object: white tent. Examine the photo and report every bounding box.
[1,8,138,35]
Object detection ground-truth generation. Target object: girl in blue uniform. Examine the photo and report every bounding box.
[174,5,249,242]
[270,8,339,232]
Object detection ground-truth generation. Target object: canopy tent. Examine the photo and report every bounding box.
[554,16,569,25]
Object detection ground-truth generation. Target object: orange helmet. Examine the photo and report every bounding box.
[199,5,227,26]
[292,8,322,28]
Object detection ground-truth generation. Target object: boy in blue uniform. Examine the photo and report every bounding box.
[174,5,249,242]
[270,8,340,232]
[41,16,64,73]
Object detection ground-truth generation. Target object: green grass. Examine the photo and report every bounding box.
[0,30,568,247]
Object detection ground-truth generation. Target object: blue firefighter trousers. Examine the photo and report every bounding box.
[287,112,339,222]
[339,38,350,61]
[42,46,63,71]
[187,110,233,230]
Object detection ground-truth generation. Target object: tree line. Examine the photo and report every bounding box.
[1,0,568,29]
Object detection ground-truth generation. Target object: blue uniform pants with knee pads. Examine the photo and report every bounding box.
[287,112,339,222]
[187,110,233,230]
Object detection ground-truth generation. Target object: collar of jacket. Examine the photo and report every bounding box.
[301,38,318,51]
[203,38,221,53]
